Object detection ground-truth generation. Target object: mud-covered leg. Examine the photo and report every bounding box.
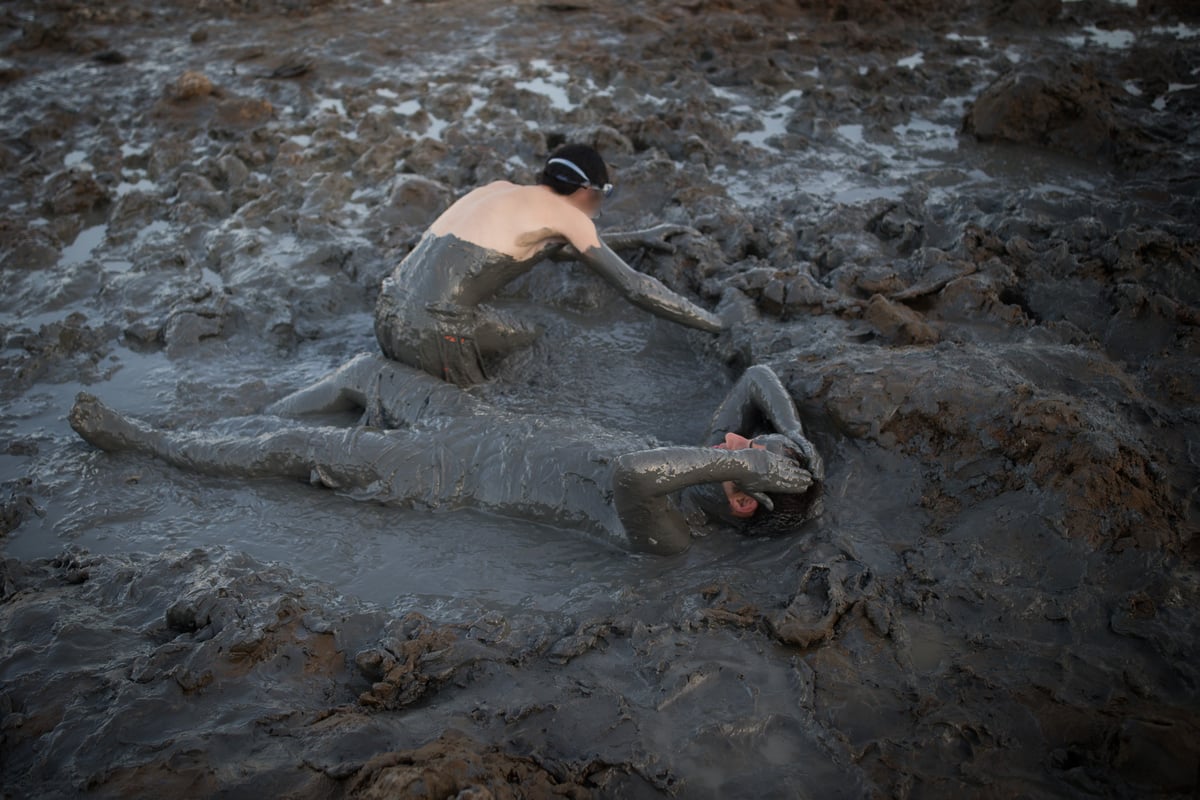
[72,393,315,478]
[266,353,391,416]
[70,393,168,455]
[269,349,474,429]
[472,305,542,358]
[71,393,427,498]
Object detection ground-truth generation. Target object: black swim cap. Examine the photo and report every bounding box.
[540,144,608,196]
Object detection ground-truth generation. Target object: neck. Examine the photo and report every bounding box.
[540,184,593,215]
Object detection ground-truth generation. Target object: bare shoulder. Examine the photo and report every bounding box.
[524,188,600,250]
[427,182,597,258]
[428,181,515,235]
[473,180,520,196]
[450,180,520,206]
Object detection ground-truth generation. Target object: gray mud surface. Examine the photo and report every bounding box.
[2,0,1199,797]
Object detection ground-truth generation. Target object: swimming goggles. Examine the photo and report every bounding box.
[547,157,614,197]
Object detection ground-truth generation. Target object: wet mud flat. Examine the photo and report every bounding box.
[1,0,1198,797]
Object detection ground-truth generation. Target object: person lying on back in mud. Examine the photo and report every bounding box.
[375,143,724,386]
[70,359,823,555]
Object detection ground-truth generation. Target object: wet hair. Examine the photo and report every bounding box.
[686,434,824,536]
[749,488,824,537]
[751,434,824,534]
[540,144,609,196]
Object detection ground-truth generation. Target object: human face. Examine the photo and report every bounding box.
[581,185,605,219]
[569,177,611,219]
[714,432,765,518]
[590,181,614,198]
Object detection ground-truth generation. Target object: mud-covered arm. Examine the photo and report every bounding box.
[602,224,695,253]
[706,365,801,442]
[613,445,812,554]
[547,225,692,260]
[577,243,723,333]
[706,364,824,479]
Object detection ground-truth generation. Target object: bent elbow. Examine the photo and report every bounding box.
[613,451,660,492]
[743,363,774,383]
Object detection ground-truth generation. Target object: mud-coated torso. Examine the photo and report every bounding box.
[385,232,549,308]
[374,233,556,384]
[325,366,678,544]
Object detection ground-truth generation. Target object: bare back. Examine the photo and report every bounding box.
[377,177,721,383]
[427,181,602,260]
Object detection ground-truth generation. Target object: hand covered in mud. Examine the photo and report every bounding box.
[781,429,825,481]
[736,448,813,497]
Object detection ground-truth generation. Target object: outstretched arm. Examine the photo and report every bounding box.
[602,224,695,254]
[577,243,723,333]
[706,365,824,479]
[545,225,694,262]
[548,206,721,333]
[613,445,812,554]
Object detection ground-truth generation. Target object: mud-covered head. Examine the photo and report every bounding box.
[540,144,612,197]
[690,433,823,536]
[748,434,824,534]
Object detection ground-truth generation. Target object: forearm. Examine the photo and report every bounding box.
[707,364,804,442]
[601,228,665,252]
[580,244,722,333]
[614,447,746,555]
[614,447,760,497]
[612,445,811,553]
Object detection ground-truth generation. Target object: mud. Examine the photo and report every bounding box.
[1,0,1198,797]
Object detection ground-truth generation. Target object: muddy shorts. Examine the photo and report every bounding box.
[374,299,488,387]
[420,328,487,387]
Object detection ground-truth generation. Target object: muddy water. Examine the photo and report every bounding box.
[2,0,1199,797]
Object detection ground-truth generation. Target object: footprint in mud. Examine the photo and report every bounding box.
[767,559,877,648]
[355,612,509,710]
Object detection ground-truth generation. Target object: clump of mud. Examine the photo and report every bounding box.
[1,0,1198,797]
